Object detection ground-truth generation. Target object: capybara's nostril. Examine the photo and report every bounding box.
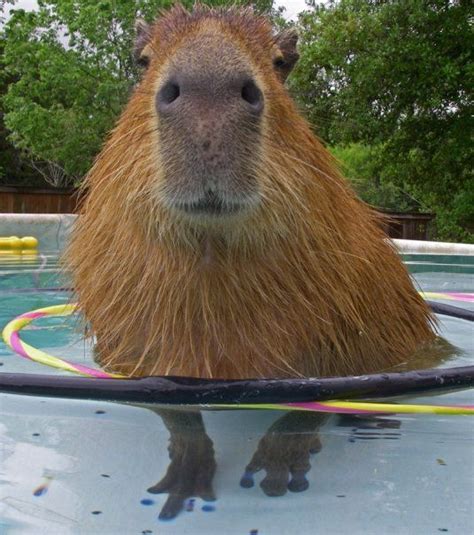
[157,81,180,112]
[241,79,263,114]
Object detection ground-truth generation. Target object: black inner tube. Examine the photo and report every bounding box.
[0,301,472,404]
[0,366,472,404]
[427,300,474,322]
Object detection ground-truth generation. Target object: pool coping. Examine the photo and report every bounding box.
[1,213,474,255]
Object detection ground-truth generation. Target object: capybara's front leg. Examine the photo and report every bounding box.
[147,408,217,520]
[240,412,328,497]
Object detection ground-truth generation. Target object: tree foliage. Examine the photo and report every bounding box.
[0,34,43,185]
[292,0,473,241]
[2,0,472,241]
[329,143,419,213]
[1,0,275,183]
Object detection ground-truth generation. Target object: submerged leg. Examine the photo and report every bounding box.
[241,411,329,497]
[147,408,217,520]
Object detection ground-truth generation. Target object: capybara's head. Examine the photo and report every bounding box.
[121,5,301,230]
[131,7,298,224]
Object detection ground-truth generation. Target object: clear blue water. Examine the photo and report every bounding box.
[0,251,473,534]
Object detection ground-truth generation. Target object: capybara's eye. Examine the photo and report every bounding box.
[137,55,150,68]
[273,57,286,68]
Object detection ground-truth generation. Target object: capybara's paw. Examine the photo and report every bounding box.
[148,433,216,520]
[241,412,326,497]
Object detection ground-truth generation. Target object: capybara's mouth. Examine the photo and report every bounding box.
[177,192,246,217]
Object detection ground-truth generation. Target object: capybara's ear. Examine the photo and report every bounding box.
[274,29,299,81]
[134,18,152,68]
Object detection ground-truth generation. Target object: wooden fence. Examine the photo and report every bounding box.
[0,186,435,240]
[379,211,435,241]
[0,186,80,214]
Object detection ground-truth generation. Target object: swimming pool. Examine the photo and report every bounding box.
[0,221,473,534]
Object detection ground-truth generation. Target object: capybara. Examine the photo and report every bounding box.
[66,5,436,379]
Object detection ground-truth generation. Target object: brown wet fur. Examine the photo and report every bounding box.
[65,5,437,379]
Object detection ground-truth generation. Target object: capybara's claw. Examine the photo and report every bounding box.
[288,473,310,493]
[239,471,255,488]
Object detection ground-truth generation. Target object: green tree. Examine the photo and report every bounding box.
[329,143,420,213]
[1,0,275,185]
[0,34,44,186]
[292,0,473,242]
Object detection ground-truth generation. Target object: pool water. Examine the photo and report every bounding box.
[0,250,473,535]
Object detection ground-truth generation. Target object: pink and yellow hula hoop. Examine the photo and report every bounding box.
[2,301,474,415]
[2,304,121,379]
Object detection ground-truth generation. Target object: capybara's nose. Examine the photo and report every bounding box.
[156,73,264,116]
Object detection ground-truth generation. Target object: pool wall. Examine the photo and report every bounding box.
[0,214,75,252]
[1,214,473,255]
